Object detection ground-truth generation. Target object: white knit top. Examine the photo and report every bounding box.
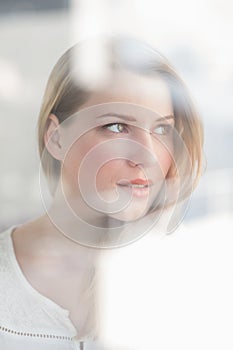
[0,227,87,350]
[1,214,231,349]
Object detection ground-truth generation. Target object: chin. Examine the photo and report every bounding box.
[109,205,149,223]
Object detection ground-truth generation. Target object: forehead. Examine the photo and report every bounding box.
[79,71,173,118]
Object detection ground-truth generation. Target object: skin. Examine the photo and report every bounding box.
[48,71,174,223]
[12,71,174,333]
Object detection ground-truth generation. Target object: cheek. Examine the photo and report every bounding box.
[159,153,173,176]
[62,136,123,191]
[155,145,173,178]
[61,139,94,185]
[96,160,124,189]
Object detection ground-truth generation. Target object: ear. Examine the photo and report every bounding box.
[44,114,63,161]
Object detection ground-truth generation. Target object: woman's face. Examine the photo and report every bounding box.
[59,72,174,223]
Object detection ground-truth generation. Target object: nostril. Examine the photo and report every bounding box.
[128,160,136,167]
[128,160,142,167]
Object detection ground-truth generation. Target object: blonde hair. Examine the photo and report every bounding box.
[38,36,203,201]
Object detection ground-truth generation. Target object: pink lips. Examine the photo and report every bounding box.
[130,178,152,186]
[117,178,152,187]
[116,178,153,198]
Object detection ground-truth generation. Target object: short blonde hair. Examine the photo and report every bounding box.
[38,36,203,201]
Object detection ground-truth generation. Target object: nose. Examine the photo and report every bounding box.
[127,129,157,168]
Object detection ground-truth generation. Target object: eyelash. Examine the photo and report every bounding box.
[154,124,173,135]
[102,123,129,134]
[102,123,173,136]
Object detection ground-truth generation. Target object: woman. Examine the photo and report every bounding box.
[0,36,203,349]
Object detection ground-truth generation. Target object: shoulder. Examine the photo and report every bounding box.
[0,226,13,263]
[0,226,17,282]
[0,226,13,240]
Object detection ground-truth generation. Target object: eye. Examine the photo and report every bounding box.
[102,123,128,134]
[153,124,173,136]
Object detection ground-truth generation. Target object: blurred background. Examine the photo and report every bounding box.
[0,0,232,231]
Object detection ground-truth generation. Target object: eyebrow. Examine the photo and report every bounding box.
[96,113,175,122]
[155,115,175,122]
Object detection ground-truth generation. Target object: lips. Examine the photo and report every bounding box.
[130,178,152,186]
[117,178,153,187]
[116,178,153,198]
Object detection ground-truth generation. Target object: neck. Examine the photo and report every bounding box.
[45,183,126,249]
